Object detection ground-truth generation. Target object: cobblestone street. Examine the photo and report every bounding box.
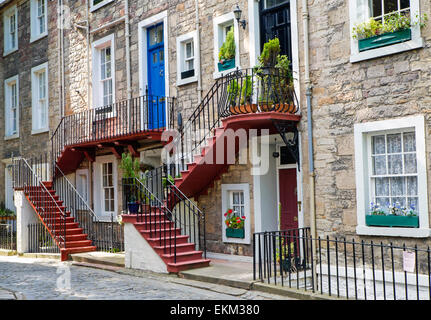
[0,256,291,300]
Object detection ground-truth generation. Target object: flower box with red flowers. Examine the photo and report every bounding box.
[224,209,246,239]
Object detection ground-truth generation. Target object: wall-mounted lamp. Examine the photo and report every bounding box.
[233,5,247,30]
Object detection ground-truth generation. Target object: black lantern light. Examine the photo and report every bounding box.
[233,5,247,30]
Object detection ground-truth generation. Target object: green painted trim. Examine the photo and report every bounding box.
[366,215,419,228]
[358,28,412,52]
[218,58,235,72]
[226,228,245,238]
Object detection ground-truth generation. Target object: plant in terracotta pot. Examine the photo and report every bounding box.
[224,209,246,238]
[218,29,236,72]
[228,76,256,115]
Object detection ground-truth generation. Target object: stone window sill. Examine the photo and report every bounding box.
[356,225,431,238]
[350,38,424,63]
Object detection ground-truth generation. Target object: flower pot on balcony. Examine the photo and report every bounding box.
[365,215,419,228]
[128,202,140,214]
[259,104,274,112]
[218,59,235,72]
[358,28,412,52]
[0,216,15,221]
[274,103,295,113]
[226,227,245,239]
[229,104,257,115]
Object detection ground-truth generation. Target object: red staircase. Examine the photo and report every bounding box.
[122,211,210,273]
[24,181,96,261]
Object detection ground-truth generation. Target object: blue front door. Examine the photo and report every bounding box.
[147,23,166,129]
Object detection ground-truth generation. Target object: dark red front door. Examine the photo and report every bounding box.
[279,168,298,230]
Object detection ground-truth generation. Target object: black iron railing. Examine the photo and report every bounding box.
[28,222,60,254]
[91,214,124,253]
[12,157,66,250]
[122,175,206,262]
[0,218,16,251]
[166,67,298,170]
[51,94,176,162]
[254,229,431,300]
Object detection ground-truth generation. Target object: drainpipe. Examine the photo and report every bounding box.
[86,0,90,109]
[302,0,317,290]
[61,0,65,118]
[125,0,131,100]
[57,0,62,119]
[195,0,202,103]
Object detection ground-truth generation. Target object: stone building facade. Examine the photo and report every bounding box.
[296,0,431,247]
[0,0,60,209]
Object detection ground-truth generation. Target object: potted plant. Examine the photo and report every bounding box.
[255,38,294,112]
[365,201,419,228]
[276,240,300,273]
[352,13,428,52]
[224,208,246,238]
[218,29,236,72]
[119,153,142,214]
[0,203,15,221]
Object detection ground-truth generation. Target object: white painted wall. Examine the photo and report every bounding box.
[14,191,39,253]
[124,222,168,273]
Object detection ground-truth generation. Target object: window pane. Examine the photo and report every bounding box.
[186,42,193,58]
[392,197,406,207]
[372,135,385,154]
[369,0,382,18]
[384,0,398,14]
[375,197,390,208]
[390,177,405,196]
[233,192,239,205]
[387,134,401,153]
[408,197,418,210]
[373,155,387,175]
[403,132,416,152]
[265,0,288,9]
[404,154,417,174]
[407,176,417,196]
[388,154,403,174]
[400,0,410,9]
[375,177,389,196]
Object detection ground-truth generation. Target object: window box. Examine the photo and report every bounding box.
[365,215,419,228]
[218,58,235,72]
[181,69,195,80]
[358,28,412,52]
[226,227,244,239]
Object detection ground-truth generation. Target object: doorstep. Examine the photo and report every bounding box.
[69,251,125,268]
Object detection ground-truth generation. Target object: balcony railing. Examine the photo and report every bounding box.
[52,95,176,161]
[166,67,299,170]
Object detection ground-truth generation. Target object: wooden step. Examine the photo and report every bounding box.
[65,240,93,248]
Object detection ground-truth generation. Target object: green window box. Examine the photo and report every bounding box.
[226,227,244,238]
[218,58,235,72]
[366,215,419,228]
[358,28,412,52]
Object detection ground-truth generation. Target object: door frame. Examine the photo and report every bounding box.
[138,11,170,98]
[138,11,170,130]
[276,142,304,231]
[247,0,300,107]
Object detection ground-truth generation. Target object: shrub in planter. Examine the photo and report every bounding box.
[218,30,236,72]
[352,13,428,51]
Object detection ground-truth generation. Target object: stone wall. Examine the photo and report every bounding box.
[0,0,60,204]
[296,0,431,246]
[197,157,255,257]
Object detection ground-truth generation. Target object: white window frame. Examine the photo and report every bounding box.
[221,184,251,244]
[349,0,423,63]
[93,154,118,220]
[90,0,115,12]
[31,62,49,135]
[176,30,199,86]
[4,75,19,140]
[3,5,18,56]
[213,12,241,79]
[354,115,429,237]
[92,34,116,109]
[30,0,48,43]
